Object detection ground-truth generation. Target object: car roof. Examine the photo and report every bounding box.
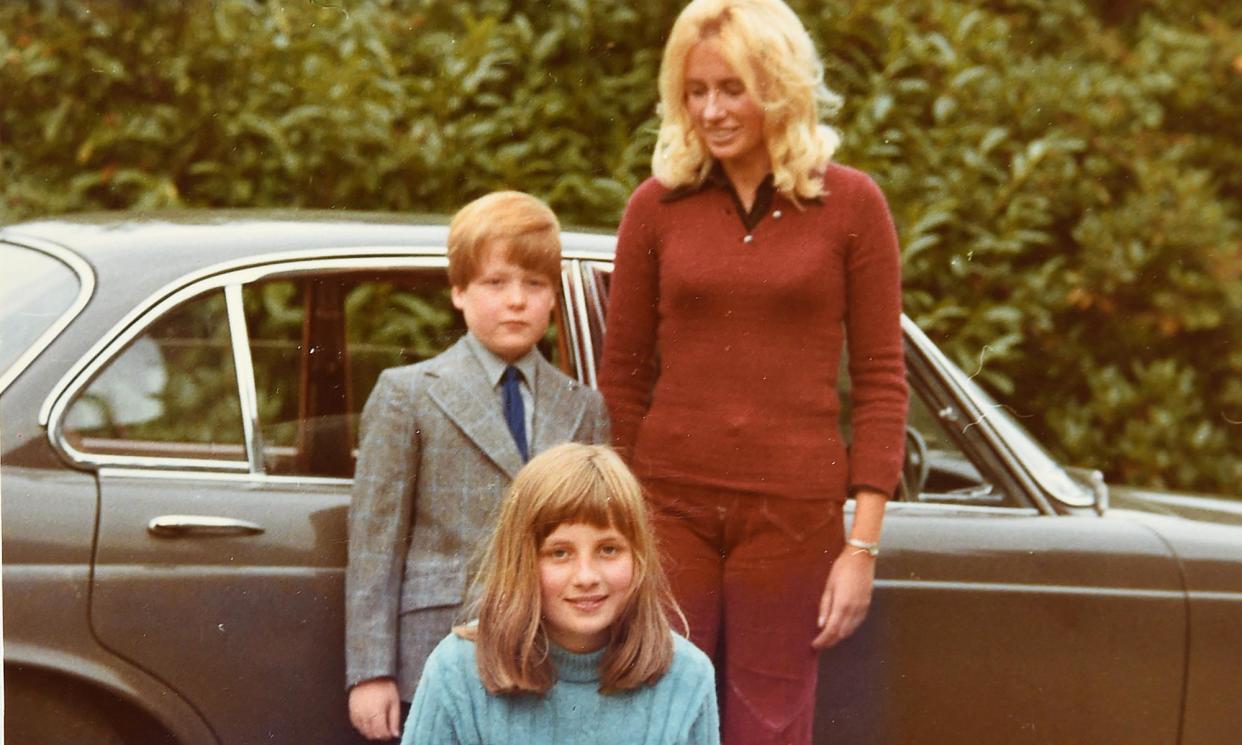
[1,209,617,284]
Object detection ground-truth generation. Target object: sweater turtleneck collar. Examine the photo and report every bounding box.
[549,643,606,684]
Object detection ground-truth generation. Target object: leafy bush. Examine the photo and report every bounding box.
[2,0,1240,495]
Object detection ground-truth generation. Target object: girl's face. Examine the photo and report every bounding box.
[538,521,635,653]
[683,39,769,174]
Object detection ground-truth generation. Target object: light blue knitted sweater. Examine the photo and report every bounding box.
[401,632,719,745]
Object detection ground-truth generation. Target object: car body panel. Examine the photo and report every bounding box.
[89,469,359,745]
[1106,488,1242,745]
[1,466,216,745]
[815,503,1185,744]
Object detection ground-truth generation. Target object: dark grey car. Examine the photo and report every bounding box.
[3,212,1241,745]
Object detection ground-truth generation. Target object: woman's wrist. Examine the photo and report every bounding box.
[844,537,879,558]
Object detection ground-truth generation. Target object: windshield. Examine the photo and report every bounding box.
[0,242,90,392]
[903,318,1095,507]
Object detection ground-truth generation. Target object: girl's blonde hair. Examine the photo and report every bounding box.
[458,443,681,695]
[652,0,843,201]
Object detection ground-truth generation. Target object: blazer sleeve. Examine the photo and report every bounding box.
[843,173,908,496]
[585,388,612,446]
[597,182,662,457]
[345,368,420,688]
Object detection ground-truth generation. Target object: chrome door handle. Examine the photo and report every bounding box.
[147,515,265,538]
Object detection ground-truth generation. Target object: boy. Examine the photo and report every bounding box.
[345,191,610,740]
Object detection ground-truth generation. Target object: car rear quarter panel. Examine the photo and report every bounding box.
[1118,511,1242,745]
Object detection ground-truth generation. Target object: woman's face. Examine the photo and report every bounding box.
[683,39,769,174]
[538,521,635,653]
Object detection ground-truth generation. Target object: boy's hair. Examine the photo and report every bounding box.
[458,443,682,695]
[652,0,843,202]
[446,191,562,289]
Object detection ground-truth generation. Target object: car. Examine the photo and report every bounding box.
[3,211,1241,745]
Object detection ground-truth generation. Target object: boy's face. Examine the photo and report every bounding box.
[451,242,556,362]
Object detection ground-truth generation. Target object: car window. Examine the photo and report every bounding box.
[902,381,1004,505]
[0,243,84,386]
[243,269,466,477]
[62,288,246,462]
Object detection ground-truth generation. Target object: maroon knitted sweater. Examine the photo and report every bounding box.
[598,163,907,501]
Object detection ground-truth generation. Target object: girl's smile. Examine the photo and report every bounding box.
[538,522,635,653]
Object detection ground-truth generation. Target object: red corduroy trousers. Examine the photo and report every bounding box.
[647,478,845,745]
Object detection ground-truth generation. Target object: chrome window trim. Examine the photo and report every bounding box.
[100,466,352,487]
[559,263,586,384]
[91,456,251,473]
[873,578,1184,600]
[41,251,451,426]
[882,501,1042,518]
[902,317,1081,512]
[1189,590,1242,603]
[224,284,264,474]
[45,253,451,471]
[577,261,613,388]
[567,260,597,388]
[47,279,252,470]
[583,261,611,339]
[0,237,96,395]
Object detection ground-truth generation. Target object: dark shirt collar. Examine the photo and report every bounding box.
[661,160,750,203]
[661,161,825,204]
[661,161,774,231]
[660,161,821,231]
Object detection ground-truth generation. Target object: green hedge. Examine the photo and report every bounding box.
[3,0,1240,496]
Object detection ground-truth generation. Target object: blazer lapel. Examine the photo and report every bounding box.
[532,355,587,454]
[426,339,524,479]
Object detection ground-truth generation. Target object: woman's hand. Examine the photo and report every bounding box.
[811,488,886,650]
[811,548,877,649]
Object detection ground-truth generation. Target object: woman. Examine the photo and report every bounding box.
[597,1,907,743]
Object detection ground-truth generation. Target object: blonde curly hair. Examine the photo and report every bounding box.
[653,0,843,202]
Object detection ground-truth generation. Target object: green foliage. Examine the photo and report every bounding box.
[2,0,1240,496]
[806,0,1242,494]
[0,0,672,221]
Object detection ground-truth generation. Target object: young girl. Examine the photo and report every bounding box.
[400,443,720,745]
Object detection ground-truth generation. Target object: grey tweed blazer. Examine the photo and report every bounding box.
[344,337,610,699]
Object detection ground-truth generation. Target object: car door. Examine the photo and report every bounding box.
[574,259,1187,745]
[814,352,1186,744]
[49,253,576,744]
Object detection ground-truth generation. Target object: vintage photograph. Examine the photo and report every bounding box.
[3,1,1240,744]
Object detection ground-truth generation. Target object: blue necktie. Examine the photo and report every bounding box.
[502,366,529,462]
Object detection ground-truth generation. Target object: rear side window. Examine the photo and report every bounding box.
[0,243,85,388]
[62,289,246,462]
